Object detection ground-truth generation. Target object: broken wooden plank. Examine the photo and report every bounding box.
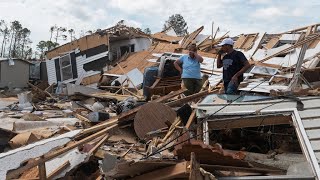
[81,89,187,136]
[260,33,320,62]
[166,90,211,107]
[28,82,53,99]
[189,152,202,180]
[129,161,189,180]
[47,161,70,180]
[200,164,285,175]
[134,102,177,139]
[88,134,110,156]
[38,156,47,180]
[186,110,196,129]
[207,115,291,130]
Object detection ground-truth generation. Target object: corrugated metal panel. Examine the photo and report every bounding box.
[46,59,57,85]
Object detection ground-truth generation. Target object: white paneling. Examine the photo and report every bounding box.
[46,59,57,85]
[306,129,320,140]
[303,118,320,129]
[299,109,320,119]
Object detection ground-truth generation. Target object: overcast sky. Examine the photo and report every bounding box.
[0,0,319,49]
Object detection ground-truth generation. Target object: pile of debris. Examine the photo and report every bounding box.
[1,22,320,180]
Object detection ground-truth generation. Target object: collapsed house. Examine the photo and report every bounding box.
[1,23,320,180]
[45,23,151,85]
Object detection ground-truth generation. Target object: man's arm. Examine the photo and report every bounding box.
[231,52,251,83]
[217,52,223,68]
[232,61,250,80]
[174,59,182,74]
[194,53,204,63]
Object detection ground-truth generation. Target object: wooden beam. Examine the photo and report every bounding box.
[189,152,202,180]
[80,89,187,136]
[117,64,142,96]
[47,161,70,180]
[207,115,291,130]
[260,33,320,62]
[88,134,110,156]
[129,162,189,180]
[186,110,196,129]
[28,82,54,99]
[38,156,47,180]
[201,164,285,175]
[166,90,211,107]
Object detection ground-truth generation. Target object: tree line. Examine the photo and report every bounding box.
[0,20,32,59]
[1,15,188,60]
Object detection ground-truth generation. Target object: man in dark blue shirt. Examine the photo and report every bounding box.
[216,38,251,94]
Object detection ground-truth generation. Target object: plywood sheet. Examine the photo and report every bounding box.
[242,35,257,50]
[46,33,109,59]
[151,32,183,43]
[265,37,280,49]
[234,35,246,49]
[134,102,176,139]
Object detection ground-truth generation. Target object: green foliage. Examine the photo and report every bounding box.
[163,14,188,36]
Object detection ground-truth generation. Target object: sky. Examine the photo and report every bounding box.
[0,0,319,50]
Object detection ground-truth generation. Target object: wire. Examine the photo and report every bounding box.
[142,74,300,159]
[142,79,270,159]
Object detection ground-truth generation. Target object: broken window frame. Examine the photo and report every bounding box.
[59,54,73,81]
[201,108,320,179]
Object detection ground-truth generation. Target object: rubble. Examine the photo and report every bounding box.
[1,22,320,179]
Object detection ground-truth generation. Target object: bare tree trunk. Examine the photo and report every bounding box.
[0,34,6,57]
[50,31,53,42]
[8,31,14,58]
[12,32,19,58]
[21,37,25,58]
[55,30,59,43]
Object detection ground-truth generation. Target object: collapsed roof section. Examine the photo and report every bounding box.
[45,23,149,60]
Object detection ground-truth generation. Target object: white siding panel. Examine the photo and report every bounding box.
[46,59,57,85]
[75,51,108,78]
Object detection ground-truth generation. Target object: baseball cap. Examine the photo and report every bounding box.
[218,38,234,46]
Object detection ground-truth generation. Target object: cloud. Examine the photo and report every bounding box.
[252,7,285,19]
[0,0,317,52]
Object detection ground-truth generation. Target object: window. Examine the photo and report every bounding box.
[119,44,135,57]
[60,54,73,81]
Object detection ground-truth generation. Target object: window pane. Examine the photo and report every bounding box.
[60,55,71,67]
[62,66,73,81]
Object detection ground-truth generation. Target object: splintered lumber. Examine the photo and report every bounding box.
[166,90,211,107]
[260,33,320,62]
[47,161,70,180]
[134,102,177,139]
[80,89,187,136]
[200,164,285,175]
[28,82,54,99]
[129,161,189,180]
[38,156,47,180]
[7,125,116,179]
[189,152,202,180]
[181,26,204,49]
[88,135,110,156]
[186,110,196,129]
[117,64,142,96]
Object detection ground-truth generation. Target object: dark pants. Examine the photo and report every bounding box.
[183,78,202,96]
[224,81,239,94]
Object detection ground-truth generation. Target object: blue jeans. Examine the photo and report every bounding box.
[224,81,239,94]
